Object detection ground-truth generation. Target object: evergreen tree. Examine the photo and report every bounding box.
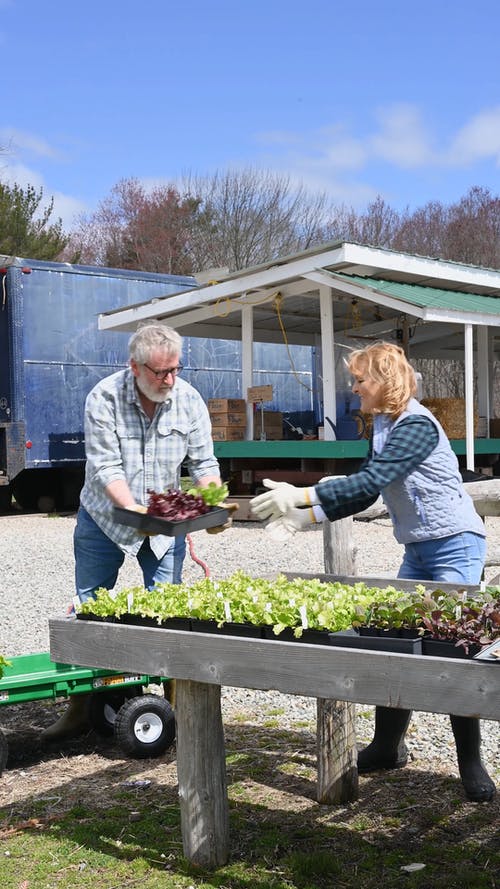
[0,182,68,259]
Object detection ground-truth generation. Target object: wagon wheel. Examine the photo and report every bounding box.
[88,687,143,736]
[0,730,8,775]
[114,694,176,758]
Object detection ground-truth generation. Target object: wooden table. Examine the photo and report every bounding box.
[49,616,500,869]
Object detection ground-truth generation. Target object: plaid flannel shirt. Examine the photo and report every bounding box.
[80,369,220,557]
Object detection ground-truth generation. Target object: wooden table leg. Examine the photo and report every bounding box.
[317,515,359,803]
[317,698,359,803]
[175,678,229,868]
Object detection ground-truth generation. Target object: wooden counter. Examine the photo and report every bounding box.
[49,617,500,868]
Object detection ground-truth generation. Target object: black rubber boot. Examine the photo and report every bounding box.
[41,695,91,741]
[358,706,412,772]
[450,715,496,802]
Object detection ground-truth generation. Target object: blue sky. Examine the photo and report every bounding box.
[1,0,500,230]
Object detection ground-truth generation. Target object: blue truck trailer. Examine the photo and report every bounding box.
[0,257,196,511]
[0,257,317,511]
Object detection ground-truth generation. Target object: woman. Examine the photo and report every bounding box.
[250,342,495,802]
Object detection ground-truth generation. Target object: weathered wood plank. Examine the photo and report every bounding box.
[319,516,358,804]
[49,618,500,720]
[316,697,358,804]
[322,515,356,577]
[175,679,229,868]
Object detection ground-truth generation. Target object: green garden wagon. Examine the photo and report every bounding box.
[0,651,176,773]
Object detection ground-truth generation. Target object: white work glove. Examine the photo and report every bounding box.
[265,507,317,541]
[250,479,319,522]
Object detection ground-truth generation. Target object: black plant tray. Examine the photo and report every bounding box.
[190,620,263,638]
[329,628,422,654]
[262,627,332,644]
[76,613,120,623]
[421,638,479,659]
[113,505,229,536]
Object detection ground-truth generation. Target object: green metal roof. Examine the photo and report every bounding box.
[341,275,500,316]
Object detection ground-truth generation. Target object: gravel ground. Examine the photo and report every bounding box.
[0,508,499,784]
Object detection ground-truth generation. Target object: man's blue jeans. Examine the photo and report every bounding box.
[74,507,186,602]
[398,531,486,584]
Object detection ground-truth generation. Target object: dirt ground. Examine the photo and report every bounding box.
[1,694,499,859]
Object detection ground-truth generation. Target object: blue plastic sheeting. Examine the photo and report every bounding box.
[183,337,313,414]
[3,262,314,470]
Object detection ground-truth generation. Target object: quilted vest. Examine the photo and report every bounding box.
[373,398,485,544]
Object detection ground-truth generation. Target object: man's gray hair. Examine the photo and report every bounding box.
[128,323,183,364]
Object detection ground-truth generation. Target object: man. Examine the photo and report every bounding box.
[74,322,222,599]
[43,322,223,739]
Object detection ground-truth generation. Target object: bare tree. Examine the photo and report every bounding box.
[442,186,500,268]
[182,168,336,272]
[339,195,404,248]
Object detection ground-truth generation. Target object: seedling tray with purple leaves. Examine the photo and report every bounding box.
[113,505,229,536]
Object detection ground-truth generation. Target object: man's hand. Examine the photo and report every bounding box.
[265,507,316,541]
[126,503,154,536]
[250,479,316,522]
[206,502,239,535]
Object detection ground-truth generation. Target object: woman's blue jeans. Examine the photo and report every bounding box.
[397,531,486,585]
[74,507,186,602]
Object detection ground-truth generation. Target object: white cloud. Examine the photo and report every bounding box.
[0,128,88,228]
[0,127,64,160]
[2,161,46,190]
[449,106,500,165]
[254,102,500,206]
[369,103,436,167]
[1,160,88,228]
[257,124,367,172]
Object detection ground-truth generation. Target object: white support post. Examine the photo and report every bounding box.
[241,301,254,439]
[319,285,336,441]
[464,323,475,471]
[477,326,491,434]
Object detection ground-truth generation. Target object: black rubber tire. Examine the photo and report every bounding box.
[114,694,176,758]
[0,730,8,775]
[88,687,143,736]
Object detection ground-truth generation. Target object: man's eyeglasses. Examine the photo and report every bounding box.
[143,363,183,380]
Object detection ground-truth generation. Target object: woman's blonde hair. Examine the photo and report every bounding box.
[347,342,417,418]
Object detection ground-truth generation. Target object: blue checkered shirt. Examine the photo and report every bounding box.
[80,369,220,557]
[315,416,439,520]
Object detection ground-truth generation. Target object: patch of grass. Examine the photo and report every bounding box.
[264,707,286,717]
[1,716,498,889]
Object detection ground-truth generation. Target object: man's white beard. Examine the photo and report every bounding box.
[135,374,171,403]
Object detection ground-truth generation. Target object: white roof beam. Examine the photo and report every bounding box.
[340,242,500,291]
[99,245,347,331]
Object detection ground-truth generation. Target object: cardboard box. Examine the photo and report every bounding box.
[209,411,247,428]
[254,410,283,425]
[253,410,283,439]
[208,398,246,412]
[211,427,246,441]
[253,428,283,440]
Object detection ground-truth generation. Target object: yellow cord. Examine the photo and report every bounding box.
[273,292,313,393]
[210,287,312,393]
